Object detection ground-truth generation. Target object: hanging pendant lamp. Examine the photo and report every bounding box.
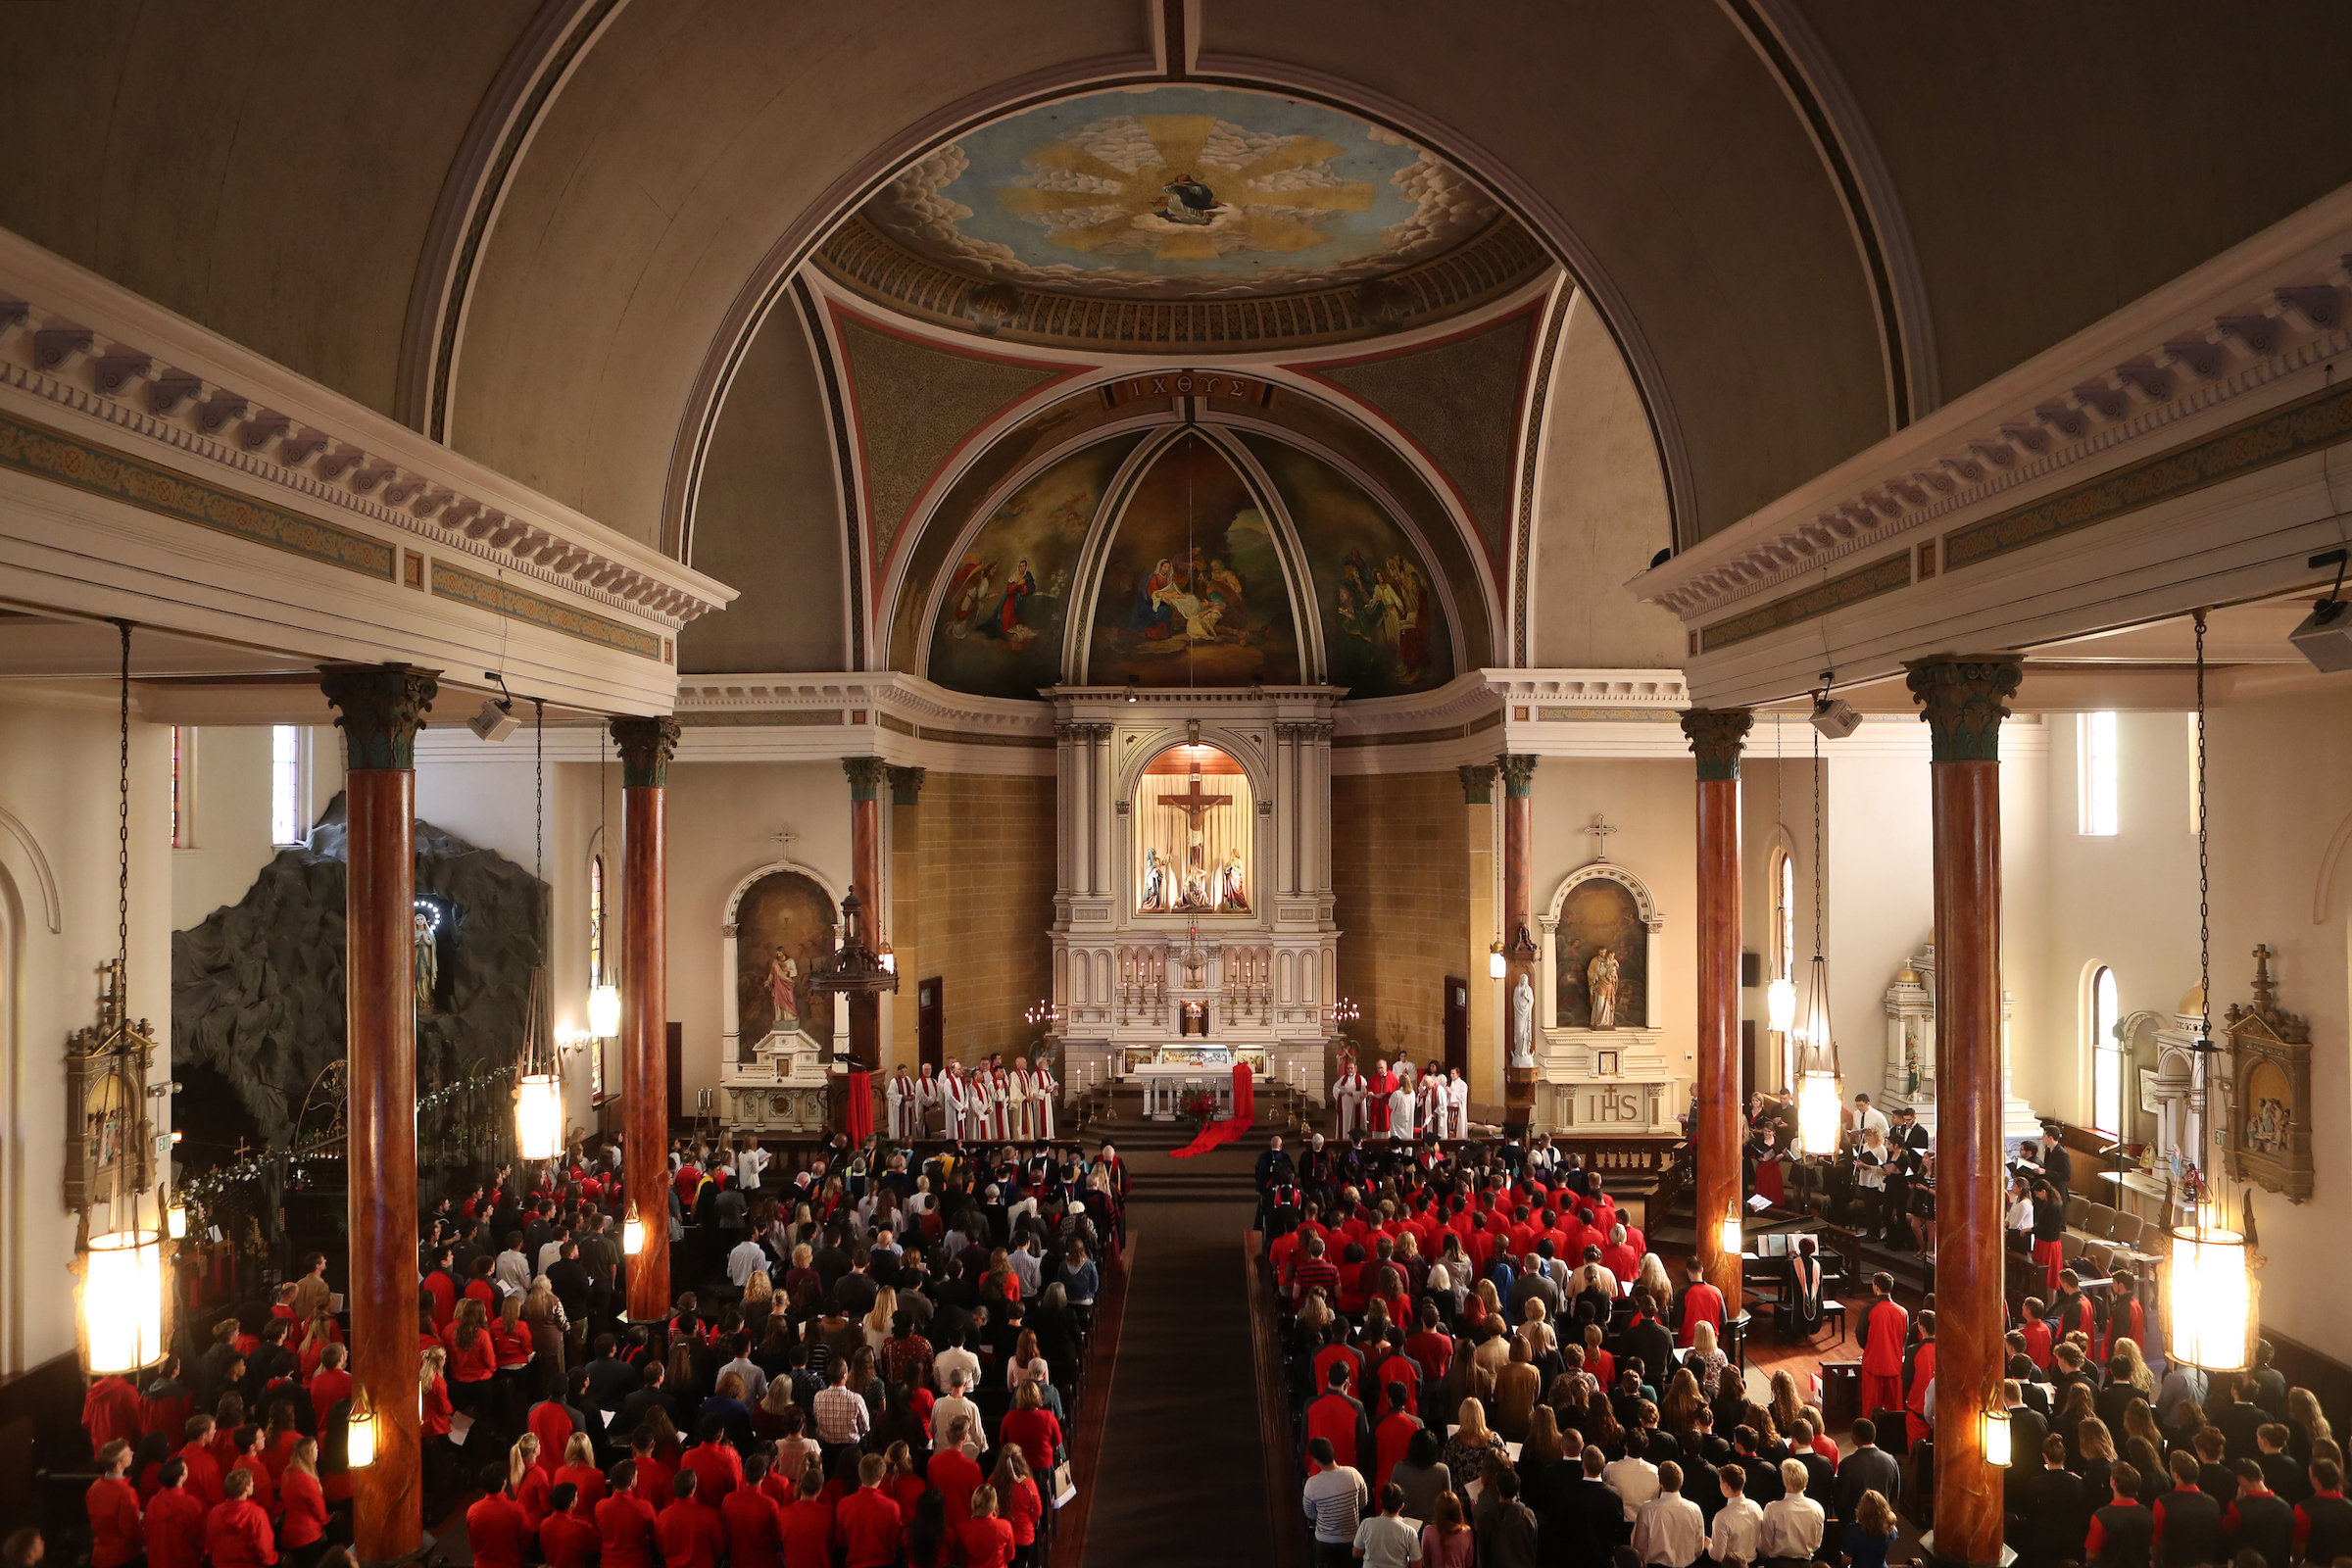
[2168,608,2251,1370]
[1794,698,1843,1156]
[514,697,564,1160]
[588,724,621,1039]
[74,621,169,1375]
[1766,711,1797,1034]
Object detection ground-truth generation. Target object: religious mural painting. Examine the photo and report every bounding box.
[1553,876,1646,1030]
[1242,434,1455,699]
[927,435,1144,700]
[1087,433,1301,687]
[862,86,1498,298]
[735,870,837,1051]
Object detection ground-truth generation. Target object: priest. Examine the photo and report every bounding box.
[1367,1057,1398,1138]
[1334,1056,1368,1140]
[914,1063,943,1139]
[941,1061,969,1143]
[885,1065,917,1142]
[965,1061,997,1145]
[1033,1054,1059,1141]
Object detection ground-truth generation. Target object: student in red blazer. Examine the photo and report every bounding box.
[656,1471,726,1568]
[86,1440,144,1568]
[1859,1273,1910,1425]
[144,1459,207,1568]
[276,1440,328,1560]
[719,1455,787,1568]
[541,1483,602,1568]
[596,1460,662,1568]
[202,1467,276,1568]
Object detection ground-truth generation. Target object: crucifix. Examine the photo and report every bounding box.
[1584,813,1618,861]
[1166,766,1231,871]
[774,825,799,859]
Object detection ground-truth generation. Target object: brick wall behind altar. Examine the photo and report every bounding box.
[906,772,1057,1068]
[1332,772,1470,1077]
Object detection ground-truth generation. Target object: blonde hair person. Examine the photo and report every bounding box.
[1636,1253,1674,1306]
[744,1269,774,1309]
[284,1435,318,1484]
[2079,1416,2117,1463]
[2123,1396,2164,1453]
[565,1431,595,1470]
[1472,1278,1503,1324]
[299,1309,337,1361]
[2113,1337,2156,1396]
[523,1277,563,1330]
[1442,1396,1506,1487]
[1493,1335,1542,1441]
[2290,1387,2333,1457]
[863,1287,897,1355]
[510,1432,541,1494]
[420,1344,447,1393]
[1853,1487,1897,1543]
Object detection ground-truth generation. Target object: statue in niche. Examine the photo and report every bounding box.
[1178,865,1213,912]
[1509,974,1536,1068]
[1216,849,1248,913]
[413,907,439,1015]
[1140,847,1167,912]
[1588,948,1620,1031]
[766,950,801,1034]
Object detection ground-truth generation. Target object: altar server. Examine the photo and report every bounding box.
[941,1063,969,1143]
[1033,1055,1058,1141]
[1388,1076,1418,1142]
[886,1066,917,1142]
[915,1063,943,1138]
[1334,1058,1368,1140]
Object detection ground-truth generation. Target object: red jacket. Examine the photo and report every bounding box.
[444,1325,498,1383]
[1374,1410,1423,1494]
[683,1440,744,1507]
[279,1470,327,1548]
[957,1515,1015,1568]
[596,1493,662,1568]
[1003,1477,1042,1546]
[145,1485,206,1568]
[927,1447,985,1528]
[778,1496,835,1568]
[204,1497,277,1568]
[176,1441,224,1509]
[83,1376,145,1456]
[308,1369,354,1430]
[515,1465,553,1529]
[230,1455,275,1516]
[530,1401,579,1475]
[836,1487,904,1568]
[423,1375,454,1437]
[719,1484,786,1568]
[656,1494,725,1568]
[468,1493,531,1568]
[541,1509,600,1568]
[1001,1407,1062,1481]
[555,1460,607,1513]
[87,1476,143,1568]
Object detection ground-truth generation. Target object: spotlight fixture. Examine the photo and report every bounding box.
[2287,549,2351,672]
[466,670,521,742]
[1810,670,1863,740]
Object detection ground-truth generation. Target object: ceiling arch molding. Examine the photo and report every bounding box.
[395,0,634,442]
[646,58,1762,567]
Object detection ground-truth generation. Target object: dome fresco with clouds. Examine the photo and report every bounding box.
[859,84,1504,299]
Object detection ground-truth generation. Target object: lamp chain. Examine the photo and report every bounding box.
[2193,609,2213,1200]
[116,620,130,995]
[534,697,546,1075]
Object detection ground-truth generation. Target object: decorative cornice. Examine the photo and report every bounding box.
[0,228,731,632]
[813,213,1551,355]
[1636,185,2352,628]
[611,714,682,788]
[320,663,440,772]
[1456,762,1496,805]
[1679,708,1753,781]
[1904,657,2023,763]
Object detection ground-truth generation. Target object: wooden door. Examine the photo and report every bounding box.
[665,1022,683,1131]
[1444,976,1469,1077]
[1740,1019,1756,1100]
[918,976,944,1071]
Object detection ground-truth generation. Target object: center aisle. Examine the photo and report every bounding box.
[1079,1095,1275,1566]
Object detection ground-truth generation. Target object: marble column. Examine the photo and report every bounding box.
[1496,755,1539,1128]
[1459,764,1498,1112]
[887,766,925,1070]
[1907,657,2021,1568]
[842,759,889,1073]
[1681,708,1751,1305]
[318,663,437,1561]
[612,715,679,1321]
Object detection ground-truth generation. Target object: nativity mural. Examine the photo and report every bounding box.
[928,435,1143,700]
[1241,434,1455,699]
[1087,433,1301,687]
[1553,876,1646,1030]
[734,869,837,1050]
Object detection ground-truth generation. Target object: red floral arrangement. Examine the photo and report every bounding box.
[1177,1087,1220,1126]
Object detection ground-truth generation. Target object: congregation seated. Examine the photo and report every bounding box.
[63,1130,1124,1567]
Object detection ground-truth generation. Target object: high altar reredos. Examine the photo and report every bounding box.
[1046,686,1341,1097]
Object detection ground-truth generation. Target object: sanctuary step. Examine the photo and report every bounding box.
[1089,1085,1282,1201]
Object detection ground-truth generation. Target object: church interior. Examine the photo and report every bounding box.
[6,5,2352,1566]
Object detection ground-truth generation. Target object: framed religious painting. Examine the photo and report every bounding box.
[2222,945,2314,1203]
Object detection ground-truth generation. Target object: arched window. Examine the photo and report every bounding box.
[2090,964,2123,1135]
[588,852,606,987]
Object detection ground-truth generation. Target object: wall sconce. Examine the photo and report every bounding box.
[346,1384,376,1468]
[1982,1406,2011,1467]
[622,1207,645,1256]
[1717,1215,1742,1258]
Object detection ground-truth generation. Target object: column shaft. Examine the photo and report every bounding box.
[1682,710,1751,1305]
[320,663,436,1562]
[1909,657,2022,1568]
[613,716,680,1321]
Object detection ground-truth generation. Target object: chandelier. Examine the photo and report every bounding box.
[808,889,901,999]
[513,697,564,1161]
[587,723,620,1038]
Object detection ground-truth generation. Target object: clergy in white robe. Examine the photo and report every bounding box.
[992,1065,1016,1143]
[940,1066,969,1142]
[1446,1069,1472,1140]
[963,1068,994,1145]
[886,1067,917,1141]
[1419,1076,1446,1141]
[1334,1065,1367,1139]
[1006,1060,1034,1142]
[1388,1083,1418,1141]
[914,1064,943,1137]
[1033,1058,1058,1140]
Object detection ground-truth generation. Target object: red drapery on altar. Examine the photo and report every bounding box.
[1170,1062,1254,1158]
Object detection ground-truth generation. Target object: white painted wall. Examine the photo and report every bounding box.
[0,689,172,1375]
[169,724,340,933]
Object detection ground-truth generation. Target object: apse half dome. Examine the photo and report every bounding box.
[924,428,1454,701]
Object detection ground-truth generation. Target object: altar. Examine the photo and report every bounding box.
[716,1027,833,1135]
[1122,1043,1265,1120]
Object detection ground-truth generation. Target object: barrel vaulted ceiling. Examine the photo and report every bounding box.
[7,0,2351,684]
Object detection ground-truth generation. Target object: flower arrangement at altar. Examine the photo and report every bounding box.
[1177,1086,1220,1130]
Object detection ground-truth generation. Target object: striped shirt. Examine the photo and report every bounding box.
[1303,1465,1367,1544]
